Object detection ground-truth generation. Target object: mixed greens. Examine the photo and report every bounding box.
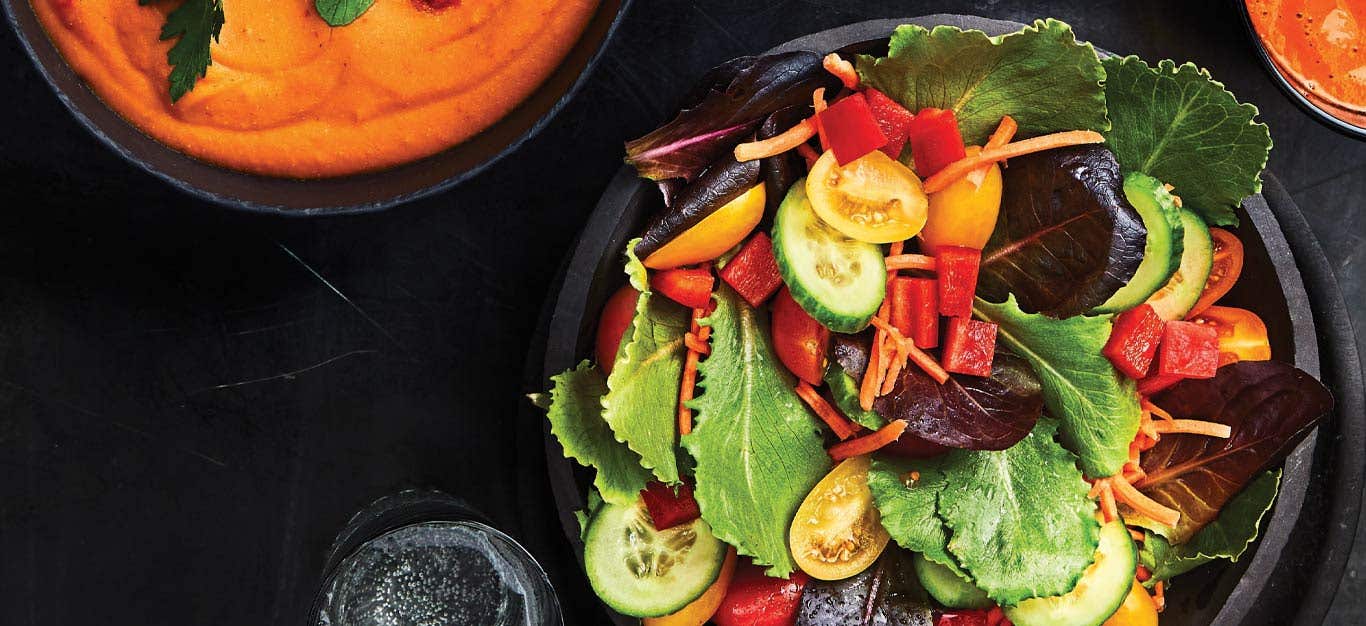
[537,19,1333,626]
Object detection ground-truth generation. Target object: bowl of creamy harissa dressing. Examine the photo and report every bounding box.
[8,0,628,213]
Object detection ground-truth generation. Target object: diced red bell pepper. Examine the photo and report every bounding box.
[771,287,831,385]
[1157,320,1220,380]
[649,266,714,309]
[891,276,939,349]
[639,481,701,531]
[1103,304,1166,379]
[816,92,888,165]
[905,107,967,177]
[937,246,981,318]
[713,560,809,626]
[863,88,915,159]
[720,233,784,307]
[1137,371,1183,397]
[935,609,991,626]
[942,317,997,377]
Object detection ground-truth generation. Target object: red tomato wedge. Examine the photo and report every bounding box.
[596,285,639,373]
[1186,228,1245,318]
[1187,305,1272,365]
[771,287,831,385]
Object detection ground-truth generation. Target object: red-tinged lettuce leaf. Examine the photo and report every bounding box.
[978,146,1147,319]
[624,52,838,182]
[796,549,933,626]
[1138,469,1280,585]
[633,156,761,260]
[874,353,1043,450]
[1129,361,1333,543]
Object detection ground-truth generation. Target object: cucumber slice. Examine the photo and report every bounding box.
[1004,520,1138,626]
[583,500,726,617]
[1144,208,1213,320]
[772,181,886,333]
[1093,174,1184,313]
[914,553,992,609]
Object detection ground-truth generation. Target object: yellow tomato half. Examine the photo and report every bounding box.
[1103,580,1159,626]
[806,149,928,244]
[789,455,890,580]
[643,185,766,269]
[919,146,1002,254]
[643,548,737,626]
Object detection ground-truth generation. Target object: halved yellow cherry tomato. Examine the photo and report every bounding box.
[1103,580,1159,626]
[789,455,890,580]
[806,149,928,244]
[1187,305,1272,365]
[644,548,737,626]
[643,184,766,270]
[919,146,1003,255]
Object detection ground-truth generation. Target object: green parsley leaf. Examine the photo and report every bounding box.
[315,0,375,27]
[1139,470,1281,585]
[545,362,651,507]
[601,241,690,485]
[856,19,1109,145]
[683,285,830,577]
[152,0,225,102]
[1102,56,1272,226]
[975,295,1141,478]
[870,420,1100,604]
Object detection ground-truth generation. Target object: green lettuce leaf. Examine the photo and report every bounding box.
[975,296,1141,478]
[1102,56,1271,226]
[824,365,886,430]
[868,456,955,568]
[870,420,1100,604]
[683,285,830,577]
[602,242,690,484]
[856,19,1108,145]
[574,488,606,540]
[546,363,651,506]
[1139,470,1281,585]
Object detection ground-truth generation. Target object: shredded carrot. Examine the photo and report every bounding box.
[795,381,861,440]
[1088,480,1107,499]
[869,317,951,385]
[887,240,905,259]
[1108,474,1181,527]
[822,53,859,90]
[813,88,830,150]
[859,328,884,411]
[1142,399,1176,422]
[677,307,713,435]
[1123,465,1147,485]
[1131,529,1147,543]
[734,118,818,162]
[1152,581,1166,612]
[923,130,1106,193]
[684,332,710,355]
[885,253,937,272]
[881,337,906,395]
[966,116,1018,187]
[829,420,909,461]
[796,142,820,169]
[1098,481,1119,523]
[1152,419,1232,438]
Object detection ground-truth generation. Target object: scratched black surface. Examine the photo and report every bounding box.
[0,1,1361,625]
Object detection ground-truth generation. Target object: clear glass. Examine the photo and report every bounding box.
[314,491,561,626]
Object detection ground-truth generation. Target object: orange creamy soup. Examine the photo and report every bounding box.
[1246,0,1365,128]
[32,0,598,177]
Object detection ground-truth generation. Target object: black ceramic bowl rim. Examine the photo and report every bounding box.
[533,15,1364,625]
[1234,0,1366,141]
[2,0,631,216]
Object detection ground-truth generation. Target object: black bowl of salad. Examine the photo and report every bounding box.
[533,15,1359,626]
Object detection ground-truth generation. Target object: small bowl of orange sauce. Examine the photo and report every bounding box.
[1241,0,1366,139]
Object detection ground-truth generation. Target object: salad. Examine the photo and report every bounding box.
[536,19,1335,626]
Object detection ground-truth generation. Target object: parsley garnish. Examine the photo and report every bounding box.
[142,0,225,102]
[315,0,375,27]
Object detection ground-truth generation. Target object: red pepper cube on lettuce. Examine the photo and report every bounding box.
[942,317,997,377]
[936,246,981,318]
[649,266,714,309]
[1157,320,1220,379]
[713,559,809,626]
[720,233,784,307]
[905,107,967,177]
[1103,304,1166,379]
[863,88,915,159]
[891,276,939,349]
[638,481,701,531]
[816,92,888,165]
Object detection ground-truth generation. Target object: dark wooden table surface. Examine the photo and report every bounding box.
[1,1,1361,624]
